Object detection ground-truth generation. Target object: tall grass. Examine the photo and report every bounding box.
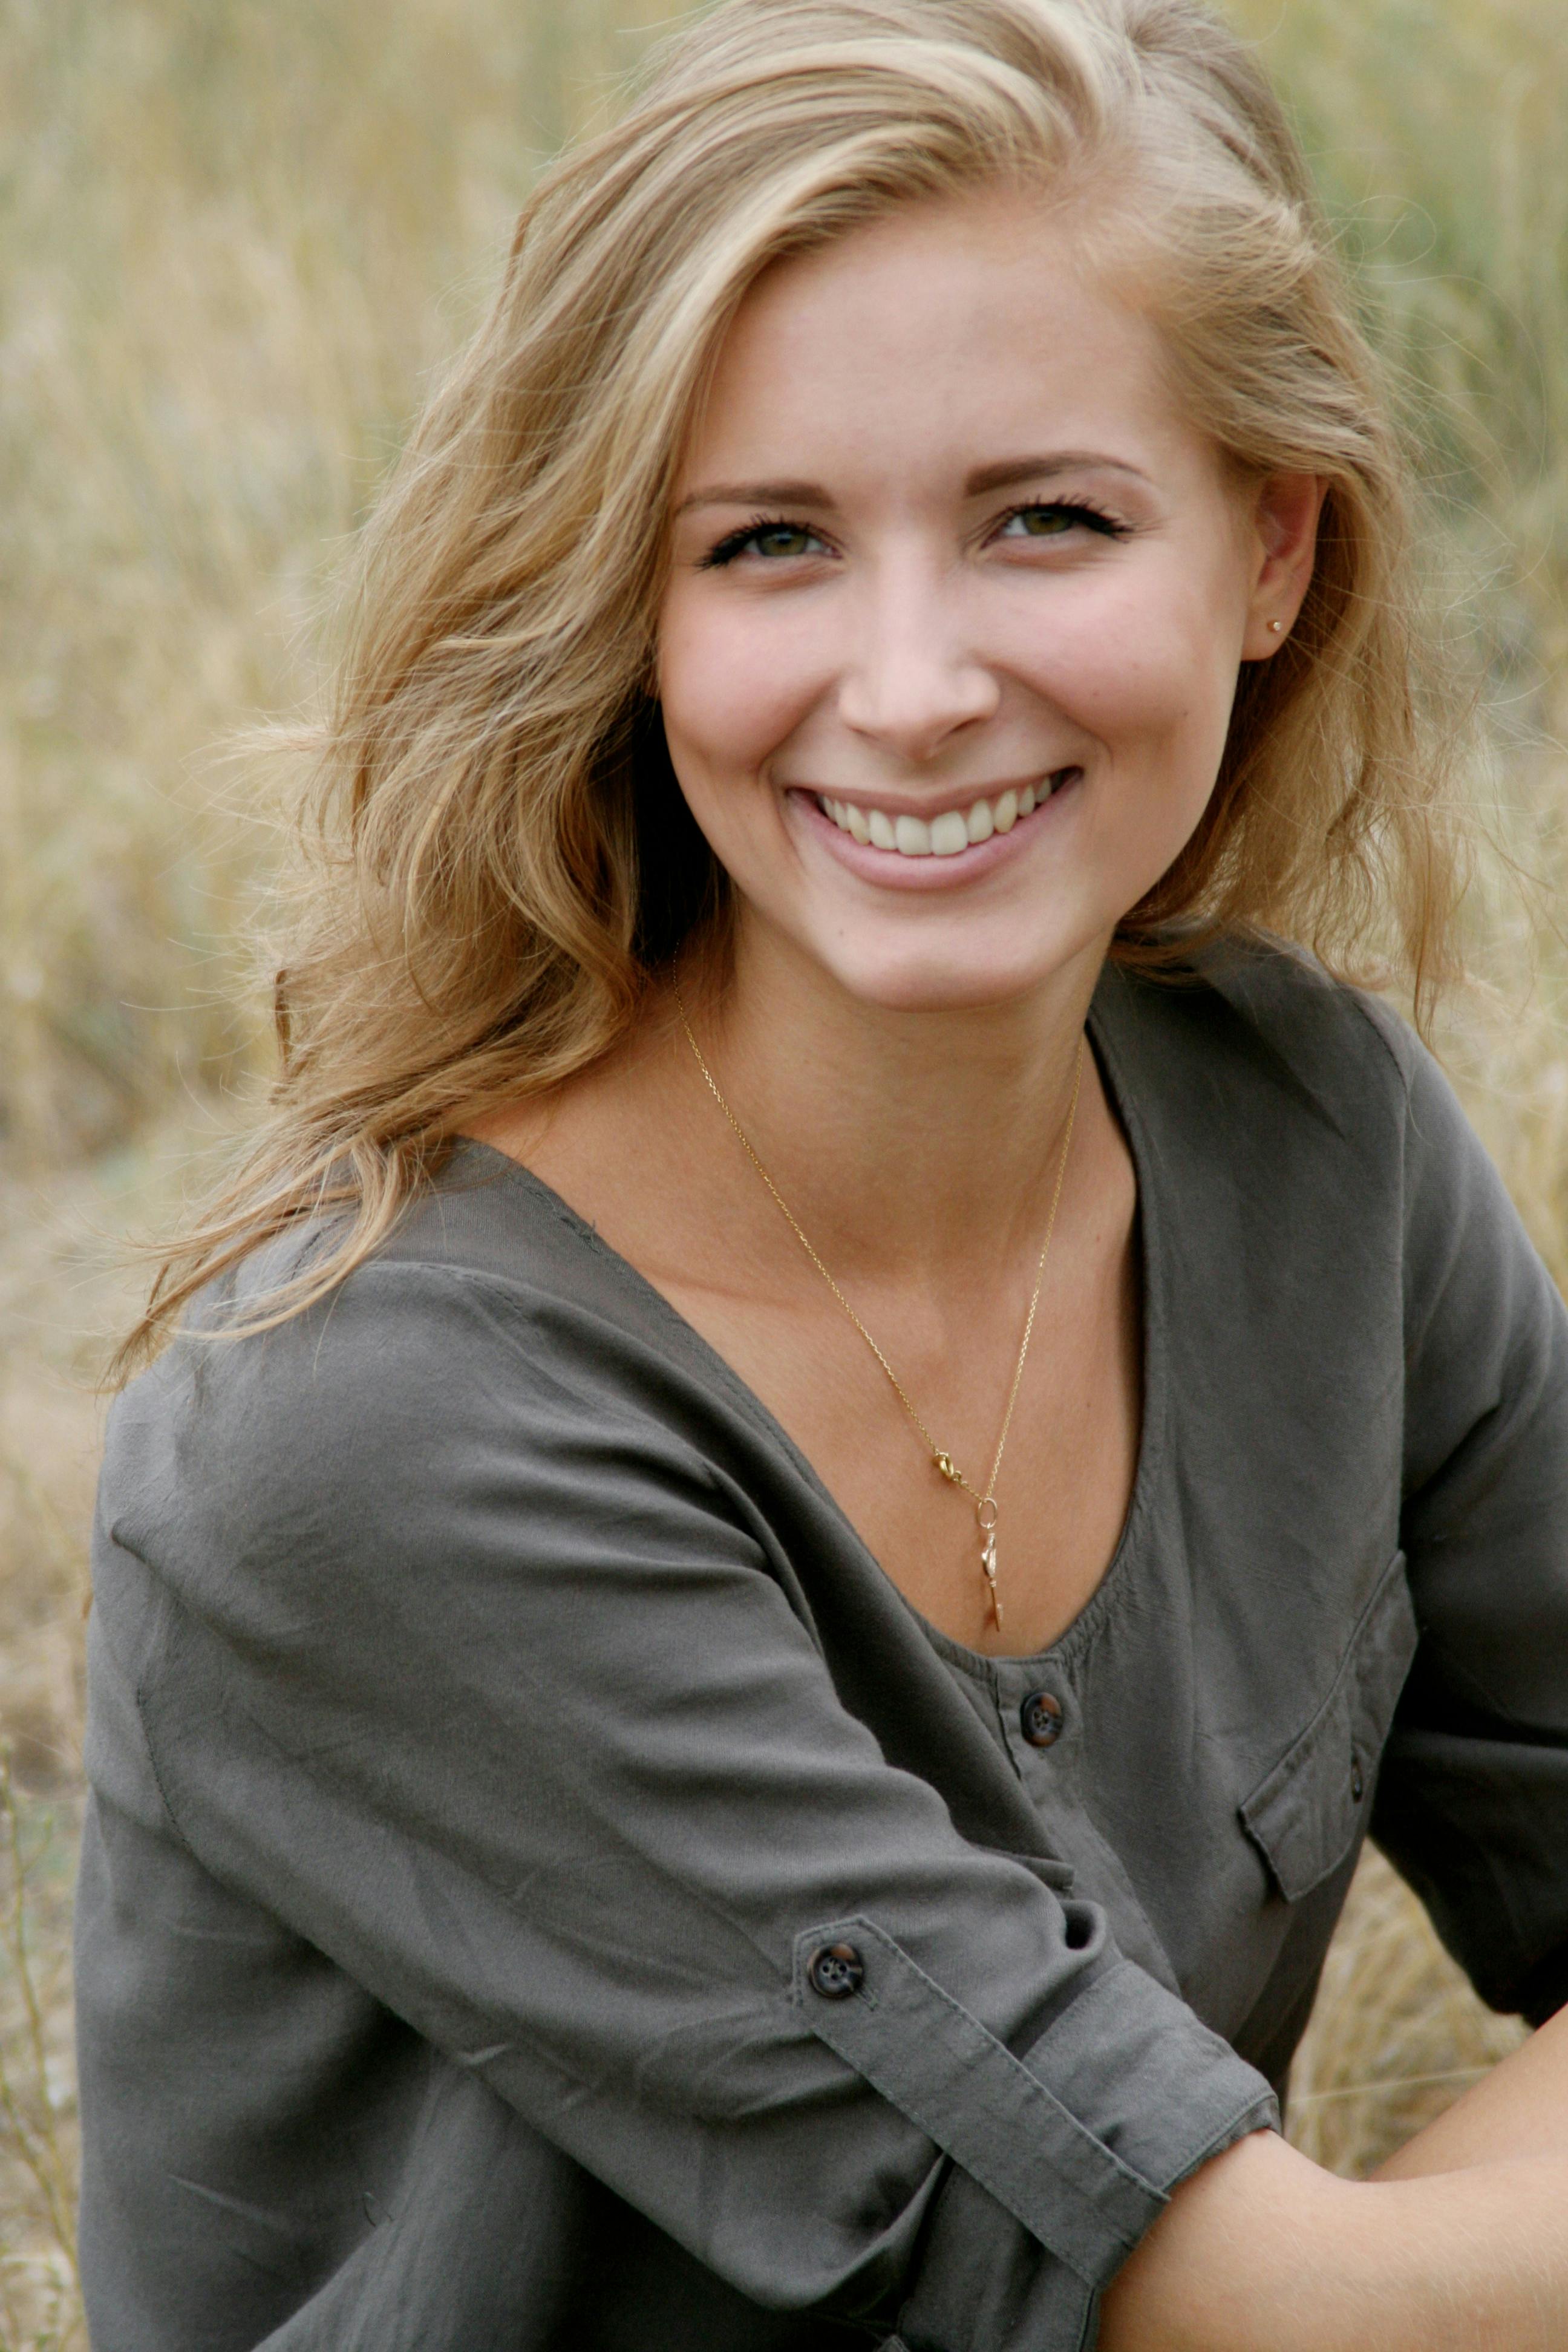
[0,0,676,1166]
[1230,0,1568,1284]
[0,0,1563,2337]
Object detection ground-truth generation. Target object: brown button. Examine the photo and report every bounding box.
[807,1942,864,2000]
[1021,1690,1064,1748]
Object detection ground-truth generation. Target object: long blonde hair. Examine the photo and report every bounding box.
[120,0,1465,1370]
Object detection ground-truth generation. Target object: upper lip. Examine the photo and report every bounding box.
[786,769,1077,818]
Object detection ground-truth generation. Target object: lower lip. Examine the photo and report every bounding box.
[791,773,1081,890]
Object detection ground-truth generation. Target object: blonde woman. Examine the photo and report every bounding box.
[79,1,1568,2345]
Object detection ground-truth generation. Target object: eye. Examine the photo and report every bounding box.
[994,500,1131,543]
[698,515,832,569]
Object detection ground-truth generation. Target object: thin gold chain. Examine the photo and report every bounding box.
[671,981,1085,1627]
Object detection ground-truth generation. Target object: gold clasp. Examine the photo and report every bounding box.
[933,1450,961,1484]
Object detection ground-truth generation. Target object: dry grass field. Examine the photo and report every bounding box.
[1,0,1564,2338]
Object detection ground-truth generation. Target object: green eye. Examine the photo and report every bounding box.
[997,500,1128,543]
[750,523,817,558]
[701,517,828,569]
[1004,506,1075,537]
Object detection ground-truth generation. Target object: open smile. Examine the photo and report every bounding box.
[813,769,1080,857]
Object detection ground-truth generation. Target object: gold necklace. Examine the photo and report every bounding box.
[672,985,1085,1632]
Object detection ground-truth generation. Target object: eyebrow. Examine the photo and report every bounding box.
[673,477,834,516]
[964,452,1152,495]
[674,452,1152,515]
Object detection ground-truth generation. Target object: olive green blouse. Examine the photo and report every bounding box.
[76,942,1568,2351]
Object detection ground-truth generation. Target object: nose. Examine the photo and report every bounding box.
[836,563,999,761]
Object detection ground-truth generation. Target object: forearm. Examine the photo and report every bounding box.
[1098,2130,1568,2352]
[1373,2002,1568,2180]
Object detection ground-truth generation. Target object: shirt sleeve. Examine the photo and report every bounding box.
[1365,1006,1568,2024]
[87,1259,1275,2352]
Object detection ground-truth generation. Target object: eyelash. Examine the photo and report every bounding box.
[697,514,821,570]
[696,497,1134,569]
[993,496,1134,543]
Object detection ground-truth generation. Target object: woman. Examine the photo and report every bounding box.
[78,0,1568,2345]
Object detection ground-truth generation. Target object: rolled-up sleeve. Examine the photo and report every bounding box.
[1367,1008,1568,2026]
[88,1263,1275,2348]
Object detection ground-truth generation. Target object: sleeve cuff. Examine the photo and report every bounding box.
[794,1917,1278,2295]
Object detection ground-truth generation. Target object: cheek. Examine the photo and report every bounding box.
[657,590,821,786]
[1007,561,1243,777]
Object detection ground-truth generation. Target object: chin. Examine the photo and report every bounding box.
[803,928,1085,1016]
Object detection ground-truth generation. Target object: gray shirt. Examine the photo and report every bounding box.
[76,944,1568,2352]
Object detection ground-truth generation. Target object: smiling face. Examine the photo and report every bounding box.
[658,191,1316,1013]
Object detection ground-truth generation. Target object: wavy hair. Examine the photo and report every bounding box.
[119,0,1466,1370]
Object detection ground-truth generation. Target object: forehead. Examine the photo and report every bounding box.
[680,191,1203,491]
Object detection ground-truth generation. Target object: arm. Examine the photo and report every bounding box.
[1362,1022,1568,2160]
[1100,2131,1568,2352]
[1368,1014,1568,2030]
[1104,1015,1568,2351]
[1373,2002,1568,2178]
[86,1259,1273,2351]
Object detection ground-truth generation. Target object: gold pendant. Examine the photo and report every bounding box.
[981,1529,1002,1628]
[978,1500,1002,1629]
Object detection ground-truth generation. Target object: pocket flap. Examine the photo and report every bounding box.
[1240,1551,1419,1903]
[1010,1852,1076,1895]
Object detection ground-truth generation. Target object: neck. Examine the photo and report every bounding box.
[676,912,1108,1286]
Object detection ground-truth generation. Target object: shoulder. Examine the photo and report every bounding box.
[1095,936,1557,1356]
[1094,932,1433,1161]
[1092,933,1516,1298]
[100,1159,731,1607]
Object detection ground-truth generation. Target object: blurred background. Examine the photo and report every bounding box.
[1,0,1564,2336]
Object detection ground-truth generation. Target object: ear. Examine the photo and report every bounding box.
[1240,472,1325,661]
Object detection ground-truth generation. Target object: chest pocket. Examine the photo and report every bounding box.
[1239,1550,1419,1903]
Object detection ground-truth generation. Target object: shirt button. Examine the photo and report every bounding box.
[807,1942,865,2000]
[1021,1690,1064,1748]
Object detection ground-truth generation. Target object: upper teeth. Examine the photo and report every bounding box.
[817,778,1060,856]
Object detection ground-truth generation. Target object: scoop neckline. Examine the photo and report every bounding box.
[450,974,1166,1676]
